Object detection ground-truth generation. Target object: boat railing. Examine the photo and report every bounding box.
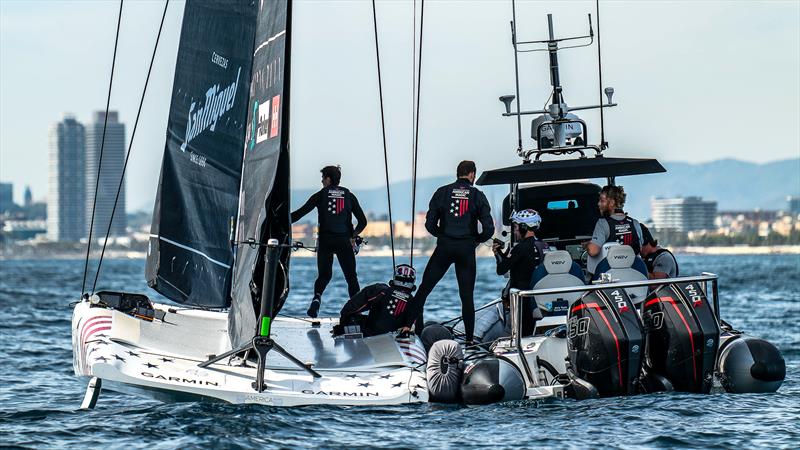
[507,272,719,387]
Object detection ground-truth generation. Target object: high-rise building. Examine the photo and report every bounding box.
[48,114,86,241]
[23,185,32,208]
[788,196,800,215]
[85,111,127,238]
[651,196,717,232]
[0,182,12,213]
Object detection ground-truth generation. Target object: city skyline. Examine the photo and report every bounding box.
[38,112,127,242]
[1,1,798,211]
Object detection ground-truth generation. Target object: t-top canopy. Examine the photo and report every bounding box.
[476,156,666,186]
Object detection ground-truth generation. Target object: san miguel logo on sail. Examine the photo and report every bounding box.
[180,64,242,152]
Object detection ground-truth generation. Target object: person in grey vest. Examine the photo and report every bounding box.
[584,185,644,258]
[639,224,679,279]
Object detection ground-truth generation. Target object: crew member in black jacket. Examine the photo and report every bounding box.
[493,209,548,336]
[335,265,416,337]
[292,165,367,317]
[404,160,494,343]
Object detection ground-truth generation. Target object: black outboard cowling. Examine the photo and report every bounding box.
[718,336,785,393]
[642,282,720,393]
[461,356,526,405]
[567,288,644,397]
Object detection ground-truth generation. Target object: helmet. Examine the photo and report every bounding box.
[391,264,416,290]
[510,209,541,232]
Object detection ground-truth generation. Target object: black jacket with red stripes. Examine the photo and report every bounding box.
[339,282,414,337]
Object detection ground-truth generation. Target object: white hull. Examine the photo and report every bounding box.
[72,301,428,406]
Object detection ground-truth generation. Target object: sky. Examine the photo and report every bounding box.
[1,0,798,211]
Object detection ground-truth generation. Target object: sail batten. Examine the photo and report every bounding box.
[145,0,258,308]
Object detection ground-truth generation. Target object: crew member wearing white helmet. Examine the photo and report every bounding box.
[492,209,548,336]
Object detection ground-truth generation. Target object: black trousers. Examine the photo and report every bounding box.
[314,237,360,298]
[413,240,477,340]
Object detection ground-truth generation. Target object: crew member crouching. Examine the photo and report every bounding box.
[335,265,417,337]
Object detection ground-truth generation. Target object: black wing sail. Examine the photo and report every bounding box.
[146,0,257,307]
[228,0,293,348]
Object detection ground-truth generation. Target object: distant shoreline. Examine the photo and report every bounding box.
[2,245,799,261]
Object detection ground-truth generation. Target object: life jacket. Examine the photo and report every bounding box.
[439,180,478,239]
[605,214,641,255]
[644,248,679,276]
[318,185,353,236]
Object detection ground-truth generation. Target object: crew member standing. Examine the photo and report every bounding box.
[584,185,644,258]
[291,165,367,318]
[403,160,494,343]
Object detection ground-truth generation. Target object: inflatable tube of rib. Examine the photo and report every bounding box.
[718,335,785,393]
[426,339,463,403]
[420,324,453,354]
[461,356,526,405]
[567,288,643,397]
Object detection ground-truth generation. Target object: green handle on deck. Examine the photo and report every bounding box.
[260,317,271,336]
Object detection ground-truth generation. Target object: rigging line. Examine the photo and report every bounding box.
[409,0,424,267]
[91,0,170,293]
[81,0,124,298]
[371,0,396,269]
[411,0,416,247]
[596,0,606,150]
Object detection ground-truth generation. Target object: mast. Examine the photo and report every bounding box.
[228,0,293,349]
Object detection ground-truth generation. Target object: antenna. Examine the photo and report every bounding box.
[596,0,607,150]
[510,0,523,157]
[499,3,617,162]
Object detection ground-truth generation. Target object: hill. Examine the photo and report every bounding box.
[291,158,800,221]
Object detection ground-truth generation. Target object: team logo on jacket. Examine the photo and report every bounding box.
[327,189,345,215]
[450,188,470,217]
[613,221,634,246]
[388,290,409,316]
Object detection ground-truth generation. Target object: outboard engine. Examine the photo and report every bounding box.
[461,356,526,405]
[567,288,644,397]
[642,282,720,393]
[717,336,785,393]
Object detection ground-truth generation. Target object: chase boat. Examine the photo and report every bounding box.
[422,8,785,404]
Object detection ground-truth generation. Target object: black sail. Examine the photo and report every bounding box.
[146,0,257,307]
[228,0,293,348]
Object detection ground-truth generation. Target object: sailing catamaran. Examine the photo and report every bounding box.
[72,0,784,408]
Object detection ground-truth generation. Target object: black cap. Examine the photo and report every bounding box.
[640,224,657,246]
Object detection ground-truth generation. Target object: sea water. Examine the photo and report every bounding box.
[0,255,797,448]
